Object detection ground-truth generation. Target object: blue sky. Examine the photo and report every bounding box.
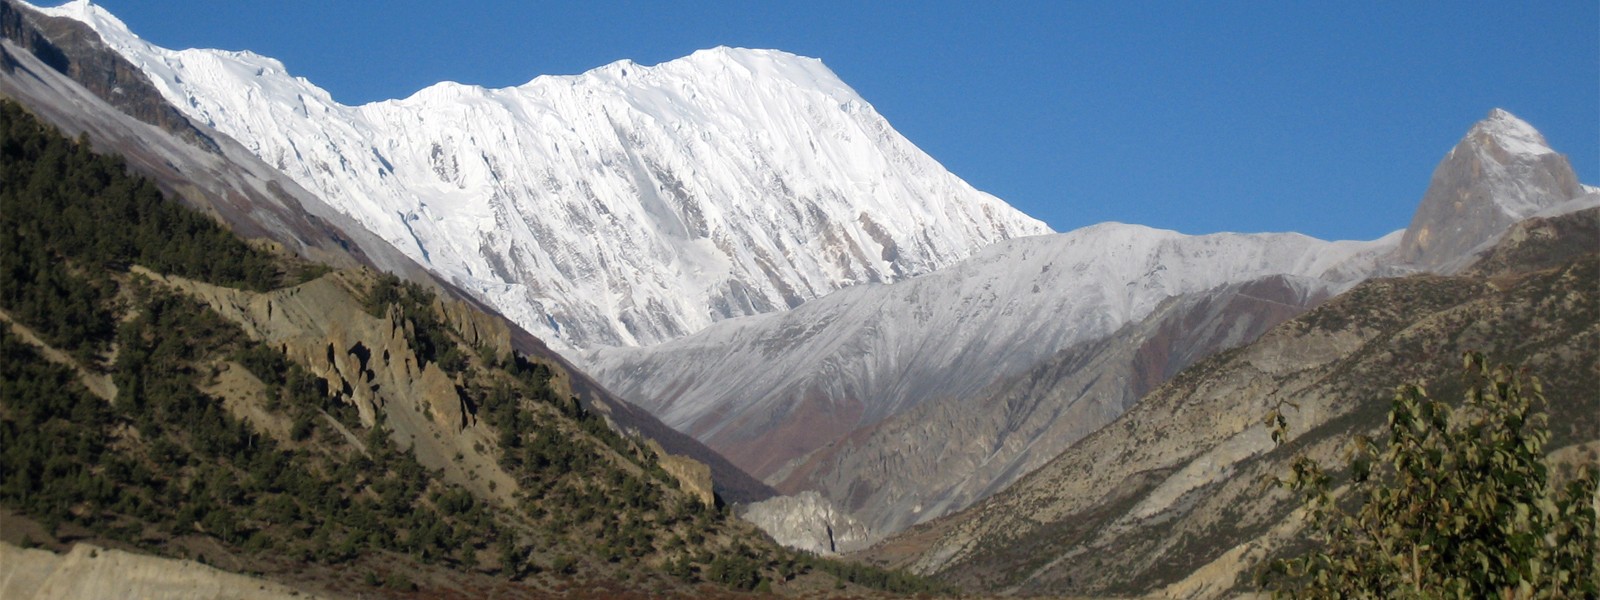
[90,1,1597,241]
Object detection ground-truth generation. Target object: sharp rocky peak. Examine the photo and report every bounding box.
[1394,108,1584,273]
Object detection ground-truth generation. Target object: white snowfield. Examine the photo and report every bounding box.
[38,0,1049,353]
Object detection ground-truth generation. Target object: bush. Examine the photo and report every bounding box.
[1260,352,1598,598]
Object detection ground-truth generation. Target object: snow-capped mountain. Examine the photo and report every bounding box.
[35,0,1049,353]
[1394,108,1585,272]
[586,223,1398,479]
[586,107,1591,544]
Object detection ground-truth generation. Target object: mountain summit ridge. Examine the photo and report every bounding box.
[32,0,1050,354]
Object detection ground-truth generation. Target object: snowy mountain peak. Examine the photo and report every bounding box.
[46,1,1051,354]
[1468,108,1556,157]
[1396,109,1582,272]
[32,0,119,33]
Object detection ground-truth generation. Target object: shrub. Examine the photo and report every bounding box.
[1260,352,1598,598]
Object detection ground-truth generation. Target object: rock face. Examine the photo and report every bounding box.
[1394,109,1584,273]
[34,0,1050,355]
[865,208,1600,598]
[438,295,513,364]
[647,440,717,507]
[739,491,873,555]
[587,225,1395,481]
[1,543,319,600]
[136,267,516,502]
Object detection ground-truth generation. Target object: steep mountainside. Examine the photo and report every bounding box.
[865,206,1600,598]
[0,0,774,505]
[0,101,945,598]
[758,109,1595,544]
[778,274,1339,542]
[588,225,1395,480]
[0,0,415,277]
[32,0,1049,354]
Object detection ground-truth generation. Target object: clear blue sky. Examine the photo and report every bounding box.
[90,1,1597,241]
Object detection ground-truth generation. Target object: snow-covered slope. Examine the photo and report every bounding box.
[586,223,1399,479]
[35,0,1049,353]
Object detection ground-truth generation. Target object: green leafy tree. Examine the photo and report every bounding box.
[1261,352,1598,598]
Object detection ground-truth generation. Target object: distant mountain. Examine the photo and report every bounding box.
[588,224,1395,482]
[776,273,1342,541]
[865,204,1599,598]
[28,0,1048,354]
[754,109,1596,544]
[1394,108,1586,272]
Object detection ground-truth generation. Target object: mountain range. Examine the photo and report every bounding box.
[866,204,1598,597]
[591,103,1594,549]
[3,0,1595,597]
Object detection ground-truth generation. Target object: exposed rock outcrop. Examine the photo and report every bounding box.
[132,266,516,506]
[646,440,716,508]
[740,491,873,555]
[438,296,512,364]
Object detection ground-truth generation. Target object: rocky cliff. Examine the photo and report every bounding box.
[739,491,873,556]
[135,266,520,504]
